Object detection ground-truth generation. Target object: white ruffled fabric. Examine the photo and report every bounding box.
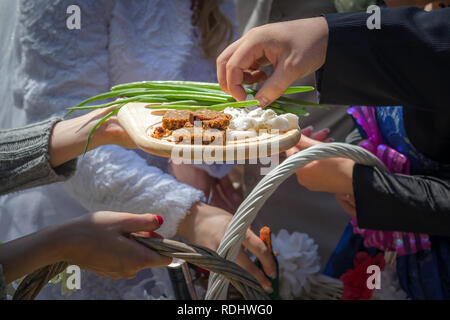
[271,229,321,299]
[64,145,204,238]
[0,0,237,300]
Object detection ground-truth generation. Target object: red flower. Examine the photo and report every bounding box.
[339,252,385,300]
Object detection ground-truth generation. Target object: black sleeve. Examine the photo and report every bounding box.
[353,164,450,236]
[317,7,450,111]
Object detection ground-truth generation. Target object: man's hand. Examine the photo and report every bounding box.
[217,17,329,107]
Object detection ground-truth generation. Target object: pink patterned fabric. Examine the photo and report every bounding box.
[347,106,431,256]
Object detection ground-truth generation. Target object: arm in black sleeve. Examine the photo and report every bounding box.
[353,164,450,236]
[317,7,450,111]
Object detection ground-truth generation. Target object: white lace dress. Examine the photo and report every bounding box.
[0,0,237,299]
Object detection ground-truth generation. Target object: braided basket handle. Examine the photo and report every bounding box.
[13,143,384,300]
[206,142,385,299]
[13,237,269,300]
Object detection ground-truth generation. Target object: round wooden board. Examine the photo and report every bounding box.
[117,102,301,161]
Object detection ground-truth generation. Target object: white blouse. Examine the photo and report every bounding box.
[0,0,237,299]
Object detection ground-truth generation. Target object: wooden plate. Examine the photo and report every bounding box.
[117,102,301,161]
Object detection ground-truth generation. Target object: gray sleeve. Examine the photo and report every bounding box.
[0,117,77,195]
[0,265,6,300]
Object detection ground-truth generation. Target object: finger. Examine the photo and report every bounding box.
[126,236,172,269]
[335,194,356,216]
[301,125,314,137]
[243,70,268,84]
[297,135,322,150]
[226,40,266,101]
[285,145,301,157]
[243,229,277,279]
[324,137,335,143]
[134,231,163,239]
[119,213,163,233]
[310,128,330,142]
[218,176,242,209]
[217,38,245,94]
[236,249,273,293]
[254,61,299,107]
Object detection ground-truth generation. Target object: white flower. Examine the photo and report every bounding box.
[272,229,321,299]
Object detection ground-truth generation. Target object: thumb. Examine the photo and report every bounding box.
[254,62,298,107]
[119,213,164,234]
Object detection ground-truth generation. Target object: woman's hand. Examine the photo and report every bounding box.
[0,211,171,284]
[49,107,136,167]
[177,202,276,293]
[217,17,329,106]
[169,162,242,212]
[300,126,333,143]
[286,135,355,194]
[60,211,170,279]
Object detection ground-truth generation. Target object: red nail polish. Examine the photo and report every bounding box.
[156,215,164,226]
[150,231,163,239]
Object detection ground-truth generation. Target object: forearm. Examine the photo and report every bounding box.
[48,108,116,167]
[0,226,64,284]
[353,164,450,236]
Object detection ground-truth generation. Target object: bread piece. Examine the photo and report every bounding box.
[171,127,226,145]
[193,109,232,130]
[162,110,194,130]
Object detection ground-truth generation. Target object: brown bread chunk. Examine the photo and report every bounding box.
[162,110,193,130]
[193,109,231,129]
[171,127,226,145]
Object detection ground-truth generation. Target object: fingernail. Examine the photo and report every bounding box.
[258,97,269,108]
[304,125,313,131]
[156,215,164,226]
[264,286,274,294]
[268,271,277,279]
[323,128,330,133]
[150,231,163,239]
[328,137,335,142]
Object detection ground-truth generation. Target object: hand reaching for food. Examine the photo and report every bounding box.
[177,202,276,293]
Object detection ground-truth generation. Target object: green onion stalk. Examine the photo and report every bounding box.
[65,81,327,152]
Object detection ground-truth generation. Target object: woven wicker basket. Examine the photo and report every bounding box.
[13,142,385,300]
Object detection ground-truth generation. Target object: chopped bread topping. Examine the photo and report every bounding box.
[162,110,194,130]
[150,107,298,145]
[171,127,226,145]
[152,109,231,144]
[192,109,232,130]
